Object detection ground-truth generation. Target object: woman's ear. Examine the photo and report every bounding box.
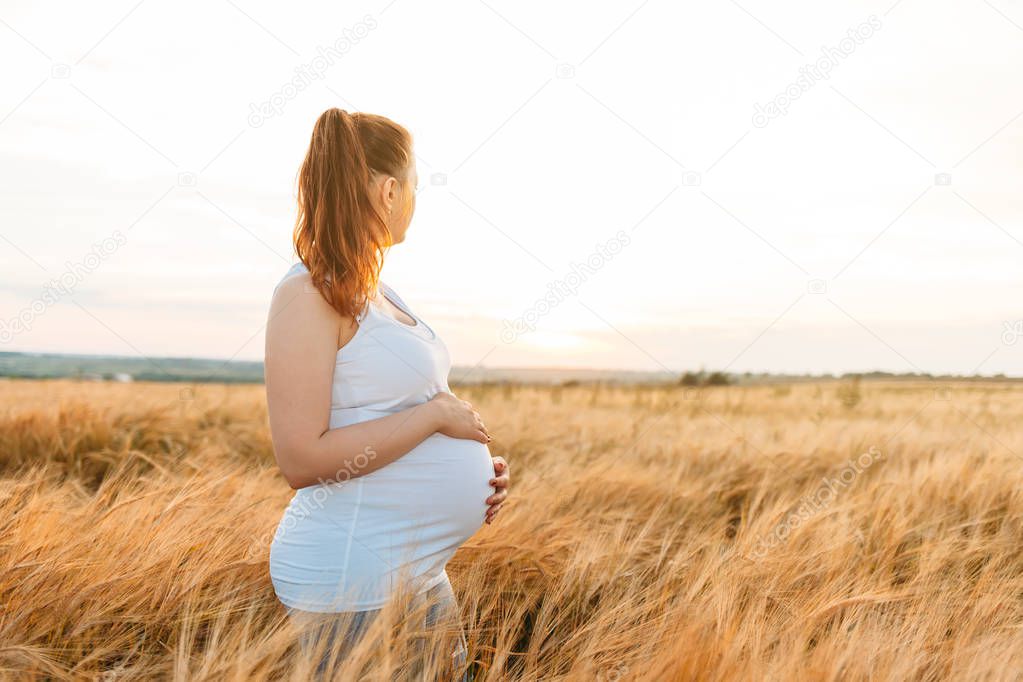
[384,175,399,208]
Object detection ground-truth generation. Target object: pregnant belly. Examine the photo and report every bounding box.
[269,433,494,611]
[358,432,495,539]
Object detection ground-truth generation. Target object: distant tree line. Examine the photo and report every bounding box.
[679,371,732,387]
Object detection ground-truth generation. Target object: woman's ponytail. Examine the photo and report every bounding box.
[293,108,412,319]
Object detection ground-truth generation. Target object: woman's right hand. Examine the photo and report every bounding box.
[428,391,492,444]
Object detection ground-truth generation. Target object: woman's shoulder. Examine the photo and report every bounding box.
[273,261,310,295]
[269,262,367,336]
[269,262,336,323]
[268,263,352,350]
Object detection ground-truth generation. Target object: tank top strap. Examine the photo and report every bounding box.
[272,261,308,295]
[274,265,404,328]
[378,281,414,319]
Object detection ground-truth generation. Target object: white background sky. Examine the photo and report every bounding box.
[1,0,1021,375]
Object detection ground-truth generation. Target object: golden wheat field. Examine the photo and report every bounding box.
[1,377,1022,681]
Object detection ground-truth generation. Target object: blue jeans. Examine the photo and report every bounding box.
[286,573,469,681]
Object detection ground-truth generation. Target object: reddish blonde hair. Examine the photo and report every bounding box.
[293,108,413,319]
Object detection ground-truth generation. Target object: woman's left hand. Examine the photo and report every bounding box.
[486,456,510,524]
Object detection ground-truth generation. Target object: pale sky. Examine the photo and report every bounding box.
[1,0,1021,375]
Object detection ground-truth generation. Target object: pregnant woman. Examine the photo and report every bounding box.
[264,108,510,677]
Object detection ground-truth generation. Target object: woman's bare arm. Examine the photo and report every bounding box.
[264,272,488,489]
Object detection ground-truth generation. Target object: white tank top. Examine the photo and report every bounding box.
[268,262,495,612]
